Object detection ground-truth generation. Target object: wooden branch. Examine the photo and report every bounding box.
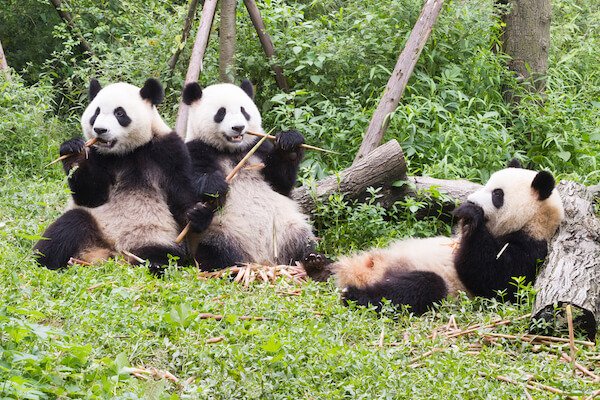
[292,140,407,213]
[219,0,237,83]
[532,181,600,341]
[48,0,94,54]
[168,0,200,73]
[354,0,444,163]
[175,0,218,139]
[243,0,289,91]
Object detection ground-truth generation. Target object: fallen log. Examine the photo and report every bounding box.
[292,140,482,214]
[292,140,407,213]
[531,181,600,341]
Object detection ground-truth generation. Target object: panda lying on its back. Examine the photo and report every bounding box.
[182,80,316,270]
[34,79,195,273]
[304,161,565,314]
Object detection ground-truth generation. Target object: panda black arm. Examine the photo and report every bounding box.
[150,132,197,227]
[454,203,547,300]
[258,130,305,196]
[186,139,229,208]
[60,138,113,208]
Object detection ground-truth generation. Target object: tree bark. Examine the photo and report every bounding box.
[243,0,289,92]
[292,140,407,213]
[174,0,218,139]
[168,0,201,74]
[353,0,444,163]
[501,0,552,99]
[532,181,600,340]
[48,0,94,54]
[0,39,10,80]
[218,0,237,83]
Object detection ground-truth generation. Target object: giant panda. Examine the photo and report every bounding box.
[181,80,316,270]
[34,78,196,272]
[303,161,565,314]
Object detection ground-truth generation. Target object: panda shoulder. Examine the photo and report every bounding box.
[151,131,187,153]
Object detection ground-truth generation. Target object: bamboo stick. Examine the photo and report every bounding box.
[46,137,98,167]
[176,134,269,244]
[246,131,339,154]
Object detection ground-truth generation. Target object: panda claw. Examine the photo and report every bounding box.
[275,130,304,152]
[60,138,86,156]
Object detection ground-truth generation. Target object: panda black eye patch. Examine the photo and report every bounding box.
[214,107,226,123]
[90,107,100,126]
[113,107,131,127]
[241,107,250,121]
[492,188,504,208]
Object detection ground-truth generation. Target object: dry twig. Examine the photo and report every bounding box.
[480,332,596,348]
[566,304,577,375]
[560,353,600,381]
[206,336,224,344]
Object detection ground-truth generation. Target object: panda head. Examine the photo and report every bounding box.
[182,80,263,151]
[81,78,171,155]
[466,160,565,241]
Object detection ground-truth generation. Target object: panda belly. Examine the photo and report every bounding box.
[333,236,467,296]
[200,162,315,265]
[72,172,179,252]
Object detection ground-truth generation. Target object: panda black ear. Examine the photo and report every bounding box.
[240,79,254,99]
[140,78,165,105]
[532,171,555,200]
[507,158,522,168]
[89,79,102,101]
[182,82,203,105]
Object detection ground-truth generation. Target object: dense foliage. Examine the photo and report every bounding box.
[1,0,598,397]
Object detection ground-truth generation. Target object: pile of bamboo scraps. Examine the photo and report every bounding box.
[197,263,308,287]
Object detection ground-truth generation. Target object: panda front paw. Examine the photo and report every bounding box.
[275,130,304,152]
[187,202,214,232]
[59,138,86,156]
[453,202,485,231]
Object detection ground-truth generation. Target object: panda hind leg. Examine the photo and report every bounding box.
[34,209,111,270]
[129,244,187,276]
[194,242,245,272]
[343,270,449,315]
[301,252,334,282]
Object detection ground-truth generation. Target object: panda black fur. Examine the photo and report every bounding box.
[34,79,196,272]
[304,161,565,313]
[182,80,316,270]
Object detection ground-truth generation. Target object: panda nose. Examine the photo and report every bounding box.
[231,125,245,134]
[94,127,108,136]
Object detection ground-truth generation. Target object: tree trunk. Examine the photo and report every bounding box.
[501,0,552,99]
[353,0,444,163]
[48,0,94,54]
[168,0,201,74]
[218,0,237,83]
[531,181,600,341]
[243,0,289,92]
[174,0,218,139]
[0,39,10,80]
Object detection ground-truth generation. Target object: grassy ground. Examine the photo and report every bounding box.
[1,0,599,397]
[1,178,599,399]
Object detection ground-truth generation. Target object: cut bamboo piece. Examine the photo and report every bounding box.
[46,137,98,167]
[246,130,339,154]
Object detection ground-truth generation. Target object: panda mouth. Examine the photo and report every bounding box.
[95,138,118,148]
[224,133,244,143]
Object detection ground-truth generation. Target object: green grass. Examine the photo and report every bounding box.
[1,0,600,397]
[1,178,599,399]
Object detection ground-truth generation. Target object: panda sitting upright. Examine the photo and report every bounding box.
[304,161,565,314]
[34,78,195,272]
[181,80,316,270]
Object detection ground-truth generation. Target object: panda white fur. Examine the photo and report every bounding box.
[34,79,196,272]
[182,80,316,270]
[303,161,565,314]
